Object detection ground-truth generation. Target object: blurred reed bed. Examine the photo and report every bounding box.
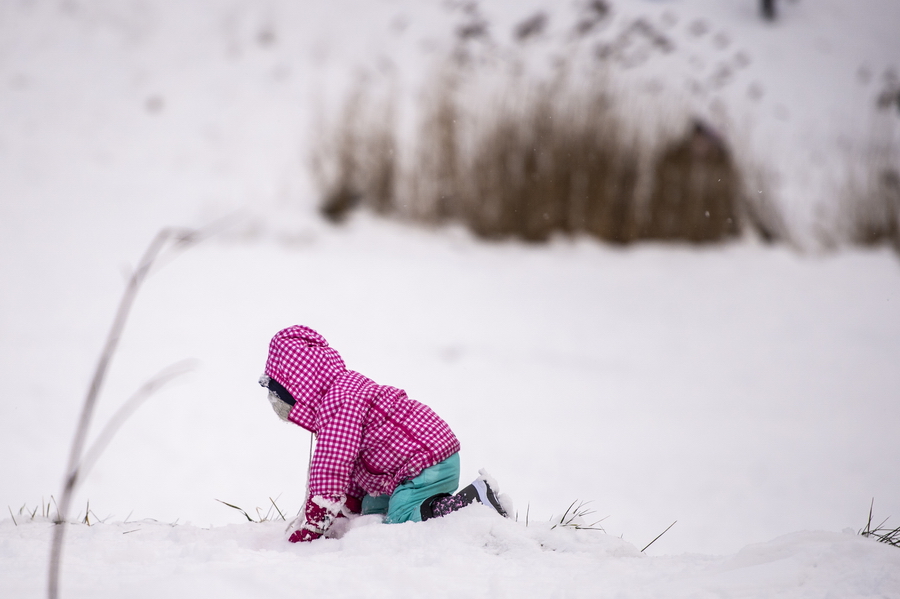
[313,64,752,246]
[311,52,895,251]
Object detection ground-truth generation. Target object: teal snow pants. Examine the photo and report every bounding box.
[361,453,460,523]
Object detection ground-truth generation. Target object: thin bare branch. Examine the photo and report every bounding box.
[48,221,224,599]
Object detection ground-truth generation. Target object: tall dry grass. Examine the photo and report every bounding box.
[315,85,398,223]
[312,62,747,245]
[458,84,641,243]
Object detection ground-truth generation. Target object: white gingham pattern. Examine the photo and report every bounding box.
[265,326,460,501]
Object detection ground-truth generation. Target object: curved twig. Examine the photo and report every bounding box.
[47,218,230,599]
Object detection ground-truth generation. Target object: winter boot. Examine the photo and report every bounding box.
[421,471,508,520]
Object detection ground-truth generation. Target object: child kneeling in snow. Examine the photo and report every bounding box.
[259,325,509,543]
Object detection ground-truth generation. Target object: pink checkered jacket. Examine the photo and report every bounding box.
[264,325,460,505]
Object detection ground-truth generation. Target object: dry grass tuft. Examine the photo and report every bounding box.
[642,121,741,242]
[847,167,900,252]
[860,499,900,548]
[315,85,397,223]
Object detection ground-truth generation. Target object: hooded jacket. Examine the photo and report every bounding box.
[264,325,460,503]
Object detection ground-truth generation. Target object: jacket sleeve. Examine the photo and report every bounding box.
[306,376,368,499]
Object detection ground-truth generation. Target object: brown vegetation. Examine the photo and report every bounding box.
[314,68,750,246]
[848,168,900,251]
[642,121,740,242]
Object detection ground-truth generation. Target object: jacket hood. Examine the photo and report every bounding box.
[264,326,347,420]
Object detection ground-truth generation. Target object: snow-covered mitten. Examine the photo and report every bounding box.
[288,527,321,543]
[287,496,344,543]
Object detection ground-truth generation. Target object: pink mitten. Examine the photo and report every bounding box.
[289,527,321,543]
[287,496,343,543]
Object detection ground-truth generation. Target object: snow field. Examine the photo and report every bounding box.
[5,215,899,557]
[3,507,899,598]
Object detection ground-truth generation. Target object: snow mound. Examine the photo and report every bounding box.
[3,511,899,598]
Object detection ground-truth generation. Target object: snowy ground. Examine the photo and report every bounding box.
[3,216,899,597]
[4,508,900,598]
[2,0,900,597]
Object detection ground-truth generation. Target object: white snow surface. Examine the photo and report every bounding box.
[2,0,900,597]
[4,509,900,598]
